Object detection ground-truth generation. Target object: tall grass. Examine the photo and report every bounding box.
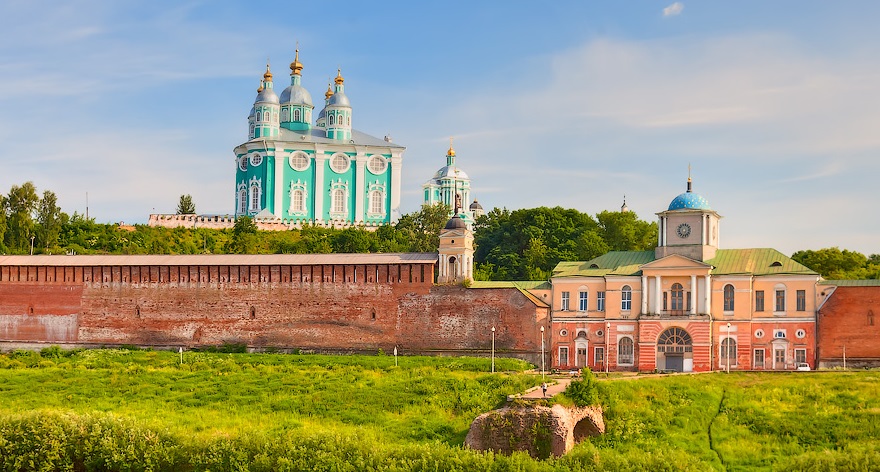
[0,349,878,471]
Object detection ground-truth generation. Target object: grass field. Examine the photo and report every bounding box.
[0,348,878,471]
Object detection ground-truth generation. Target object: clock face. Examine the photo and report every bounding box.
[676,223,692,239]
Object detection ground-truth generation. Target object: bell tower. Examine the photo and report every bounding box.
[437,213,474,284]
[655,174,722,262]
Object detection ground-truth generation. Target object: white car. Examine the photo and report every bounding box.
[796,363,811,371]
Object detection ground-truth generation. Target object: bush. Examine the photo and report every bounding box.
[564,367,599,407]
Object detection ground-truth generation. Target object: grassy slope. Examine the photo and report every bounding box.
[0,350,878,471]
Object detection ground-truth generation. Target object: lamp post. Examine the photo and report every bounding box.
[605,321,611,374]
[540,326,545,381]
[726,322,731,374]
[491,326,496,373]
[30,235,34,255]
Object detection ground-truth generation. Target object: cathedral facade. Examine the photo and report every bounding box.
[233,51,405,227]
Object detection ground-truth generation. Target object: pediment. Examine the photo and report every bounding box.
[640,254,712,272]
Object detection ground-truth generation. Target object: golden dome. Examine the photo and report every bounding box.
[334,68,344,85]
[263,61,273,81]
[325,81,334,99]
[447,137,455,157]
[289,48,303,75]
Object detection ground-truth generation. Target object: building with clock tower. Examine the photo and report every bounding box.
[545,176,820,374]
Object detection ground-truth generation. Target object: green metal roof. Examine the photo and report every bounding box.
[819,279,880,287]
[551,248,817,278]
[553,251,654,277]
[706,249,817,276]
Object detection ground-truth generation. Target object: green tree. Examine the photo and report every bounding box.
[4,182,39,253]
[563,367,599,406]
[176,194,196,214]
[0,194,7,253]
[596,210,658,251]
[333,227,378,253]
[394,203,450,252]
[228,216,258,253]
[791,247,878,279]
[35,190,68,252]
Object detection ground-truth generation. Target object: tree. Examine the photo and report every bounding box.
[4,182,39,253]
[596,210,658,251]
[394,203,450,252]
[176,194,196,214]
[228,216,258,253]
[36,190,68,251]
[0,194,7,253]
[791,247,879,280]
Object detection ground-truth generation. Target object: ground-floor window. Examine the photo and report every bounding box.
[754,348,765,369]
[795,348,807,364]
[720,338,737,367]
[559,346,569,366]
[594,347,605,366]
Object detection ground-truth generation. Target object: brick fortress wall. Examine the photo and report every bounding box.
[0,261,545,363]
[817,286,880,368]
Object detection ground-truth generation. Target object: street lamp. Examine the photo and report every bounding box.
[605,321,611,374]
[726,322,731,374]
[491,326,496,373]
[30,235,34,255]
[540,326,545,380]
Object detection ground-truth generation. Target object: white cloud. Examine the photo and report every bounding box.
[663,2,684,17]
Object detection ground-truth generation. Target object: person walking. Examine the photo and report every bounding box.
[541,382,548,397]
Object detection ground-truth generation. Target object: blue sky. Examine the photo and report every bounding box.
[2,1,879,255]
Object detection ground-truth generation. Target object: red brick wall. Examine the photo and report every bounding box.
[0,263,545,363]
[818,286,880,366]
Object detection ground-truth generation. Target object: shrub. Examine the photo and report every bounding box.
[564,367,599,407]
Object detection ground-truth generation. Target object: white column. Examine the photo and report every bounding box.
[390,151,403,222]
[355,152,367,222]
[641,275,648,314]
[274,150,285,217]
[704,215,709,245]
[654,275,662,314]
[690,275,697,315]
[314,150,326,222]
[658,217,664,246]
[705,275,712,317]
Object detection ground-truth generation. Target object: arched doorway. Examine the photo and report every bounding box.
[656,327,693,372]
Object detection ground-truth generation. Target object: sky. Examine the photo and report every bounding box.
[1,0,879,256]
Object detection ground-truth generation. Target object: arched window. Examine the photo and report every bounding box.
[250,184,260,211]
[332,188,345,214]
[621,285,632,311]
[724,284,735,311]
[369,190,384,215]
[329,114,335,126]
[618,337,634,365]
[291,189,305,213]
[347,115,351,126]
[293,109,301,121]
[238,189,247,214]
[249,124,255,138]
[721,338,737,366]
[263,111,269,121]
[671,283,684,311]
[657,327,693,353]
[869,310,875,326]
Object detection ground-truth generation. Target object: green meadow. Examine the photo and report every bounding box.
[0,348,877,471]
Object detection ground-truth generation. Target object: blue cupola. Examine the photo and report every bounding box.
[324,69,352,141]
[668,176,711,211]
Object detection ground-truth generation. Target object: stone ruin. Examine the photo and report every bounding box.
[464,404,605,459]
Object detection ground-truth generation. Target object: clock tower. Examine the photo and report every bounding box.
[655,176,721,262]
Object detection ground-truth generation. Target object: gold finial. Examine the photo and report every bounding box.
[687,163,692,182]
[263,59,273,80]
[447,137,455,157]
[334,68,345,85]
[290,45,303,75]
[325,79,334,99]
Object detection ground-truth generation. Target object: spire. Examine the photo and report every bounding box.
[446,137,456,166]
[289,46,303,76]
[621,195,629,213]
[687,164,693,193]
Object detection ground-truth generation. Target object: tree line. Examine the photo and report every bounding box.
[1,182,877,281]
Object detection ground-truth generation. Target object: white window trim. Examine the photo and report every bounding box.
[249,153,263,167]
[578,289,588,312]
[367,155,388,174]
[329,180,349,219]
[561,291,570,311]
[366,182,386,218]
[289,151,310,171]
[248,177,262,213]
[329,153,351,174]
[558,346,570,366]
[288,181,308,216]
